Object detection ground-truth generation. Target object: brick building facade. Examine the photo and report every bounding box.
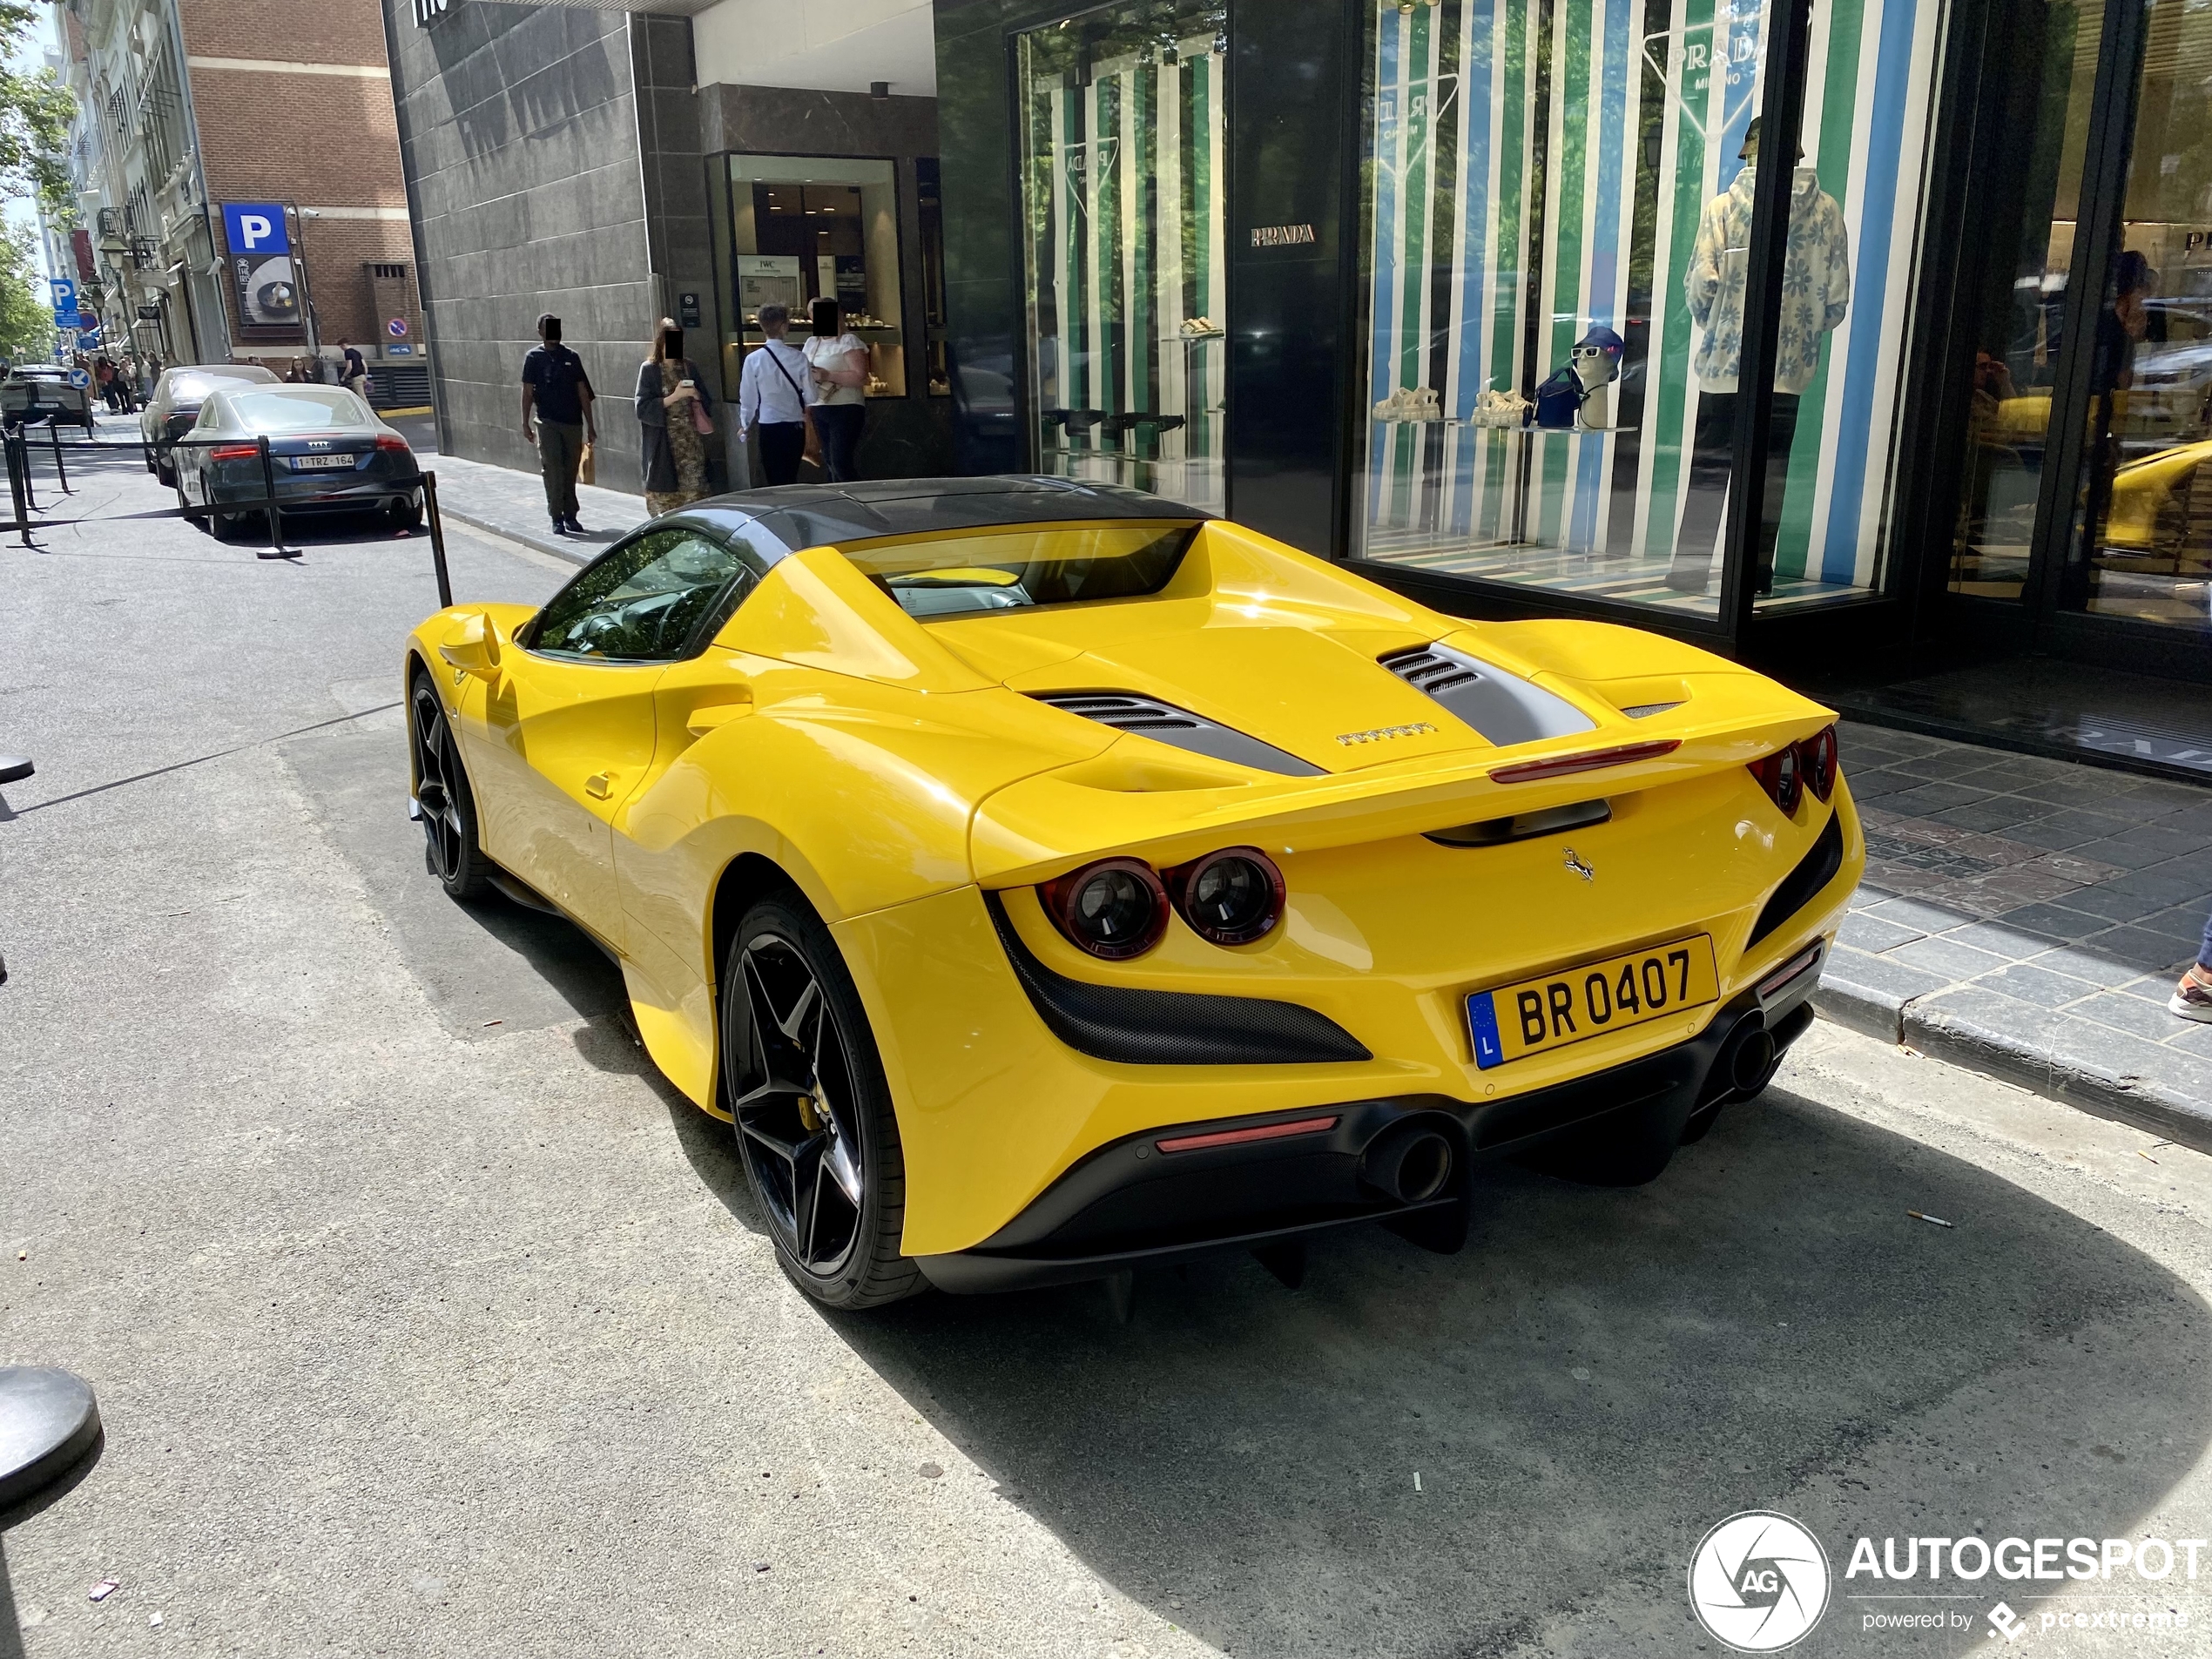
[60,0,427,385]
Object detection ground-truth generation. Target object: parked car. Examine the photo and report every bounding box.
[172,383,423,536]
[2,367,93,431]
[140,363,281,483]
[404,476,1860,1308]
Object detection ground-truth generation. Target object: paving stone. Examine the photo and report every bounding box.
[2027,944,2169,992]
[1992,901,2109,941]
[2101,861,2212,907]
[1860,894,1979,934]
[2002,810,2140,851]
[2039,1016,2212,1119]
[1969,961,2101,1010]
[1940,920,2049,959]
[1887,934,2012,982]
[2167,1019,2212,1059]
[1813,947,1952,1042]
[2080,925,2198,974]
[1837,912,1925,954]
[2096,821,2212,867]
[1882,781,2001,815]
[2124,778,2212,809]
[1844,769,1926,801]
[2014,776,2139,808]
[2058,882,2181,926]
[2074,989,2195,1043]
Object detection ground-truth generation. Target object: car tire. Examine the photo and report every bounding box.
[408,672,490,901]
[175,482,203,523]
[723,893,923,1309]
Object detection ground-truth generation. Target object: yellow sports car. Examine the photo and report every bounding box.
[406,478,1862,1307]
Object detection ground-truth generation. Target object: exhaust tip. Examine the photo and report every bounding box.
[1361,1125,1457,1204]
[1724,1022,1777,1096]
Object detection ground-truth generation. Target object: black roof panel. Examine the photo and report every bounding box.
[671,475,1211,560]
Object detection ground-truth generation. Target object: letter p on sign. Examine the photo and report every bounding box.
[240,215,273,247]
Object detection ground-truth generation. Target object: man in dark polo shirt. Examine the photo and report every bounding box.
[519,313,597,535]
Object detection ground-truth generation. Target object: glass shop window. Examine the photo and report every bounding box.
[1015,0,1229,512]
[1353,0,1947,619]
[725,154,906,399]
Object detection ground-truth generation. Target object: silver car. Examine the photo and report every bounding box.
[172,384,423,537]
[141,363,281,483]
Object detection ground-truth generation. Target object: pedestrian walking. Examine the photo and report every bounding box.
[284,357,307,383]
[637,317,717,516]
[2172,908,2212,1022]
[735,303,812,488]
[340,341,370,401]
[520,314,596,536]
[803,296,869,482]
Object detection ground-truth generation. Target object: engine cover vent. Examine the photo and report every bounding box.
[1035,692,1323,777]
[1379,644,1596,748]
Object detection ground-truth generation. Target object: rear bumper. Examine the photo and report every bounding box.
[914,955,1823,1294]
[206,464,421,511]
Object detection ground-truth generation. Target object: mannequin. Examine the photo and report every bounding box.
[1665,118,1851,596]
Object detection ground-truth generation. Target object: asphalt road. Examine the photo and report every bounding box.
[3,431,2211,1659]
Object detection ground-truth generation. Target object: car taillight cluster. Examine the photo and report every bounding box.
[375,435,410,454]
[209,442,260,461]
[1041,846,1286,960]
[1748,723,1840,816]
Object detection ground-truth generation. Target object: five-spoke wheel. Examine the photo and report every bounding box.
[724,896,921,1306]
[410,673,487,899]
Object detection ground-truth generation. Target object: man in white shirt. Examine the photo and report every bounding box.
[735,303,813,488]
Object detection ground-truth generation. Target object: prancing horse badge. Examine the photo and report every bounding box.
[1562,848,1595,882]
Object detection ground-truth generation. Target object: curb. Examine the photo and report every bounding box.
[435,502,594,570]
[1812,981,2212,1156]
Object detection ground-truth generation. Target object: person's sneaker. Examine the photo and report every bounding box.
[2171,962,2212,1022]
[562,514,585,534]
[550,516,567,536]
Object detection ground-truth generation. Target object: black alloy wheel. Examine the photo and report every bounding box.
[409,674,488,900]
[724,896,921,1308]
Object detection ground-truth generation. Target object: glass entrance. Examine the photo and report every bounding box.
[1015,1,1229,511]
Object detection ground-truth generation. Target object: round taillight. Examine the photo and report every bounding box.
[1042,858,1169,960]
[1800,724,1838,802]
[1168,846,1285,947]
[1749,745,1803,816]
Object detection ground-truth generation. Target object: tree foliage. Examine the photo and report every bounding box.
[0,222,56,359]
[0,1,77,224]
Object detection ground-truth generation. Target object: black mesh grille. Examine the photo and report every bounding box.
[984,893,1371,1065]
[1749,810,1846,947]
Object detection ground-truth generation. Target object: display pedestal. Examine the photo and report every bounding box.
[0,756,30,786]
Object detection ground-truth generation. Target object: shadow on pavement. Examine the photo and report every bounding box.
[827,1093,2212,1657]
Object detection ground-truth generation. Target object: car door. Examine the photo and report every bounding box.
[466,525,754,950]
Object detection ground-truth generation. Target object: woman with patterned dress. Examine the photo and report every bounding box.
[636,317,717,516]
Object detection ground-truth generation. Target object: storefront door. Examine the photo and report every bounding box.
[1945,0,2212,674]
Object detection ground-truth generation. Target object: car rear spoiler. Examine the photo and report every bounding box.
[968,687,1837,888]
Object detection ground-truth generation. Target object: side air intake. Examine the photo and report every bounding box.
[1035,692,1323,777]
[1380,644,1597,748]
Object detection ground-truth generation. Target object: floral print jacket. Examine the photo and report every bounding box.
[1685,165,1851,395]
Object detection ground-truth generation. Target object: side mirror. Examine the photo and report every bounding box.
[436,611,502,679]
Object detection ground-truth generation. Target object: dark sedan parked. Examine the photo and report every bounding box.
[173,385,423,536]
[141,364,280,483]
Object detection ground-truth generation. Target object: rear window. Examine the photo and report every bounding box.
[221,390,373,430]
[841,523,1199,619]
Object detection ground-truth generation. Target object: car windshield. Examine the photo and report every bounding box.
[221,389,372,430]
[841,523,1200,618]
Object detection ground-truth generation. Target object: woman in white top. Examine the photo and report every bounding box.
[803,297,869,482]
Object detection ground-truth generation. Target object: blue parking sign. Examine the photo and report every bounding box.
[221,203,290,256]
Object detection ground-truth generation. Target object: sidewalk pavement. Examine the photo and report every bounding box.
[1823,723,2212,1148]
[404,452,2212,1149]
[423,449,645,567]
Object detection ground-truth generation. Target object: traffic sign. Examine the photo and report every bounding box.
[48,277,74,307]
[66,368,89,389]
[387,317,408,338]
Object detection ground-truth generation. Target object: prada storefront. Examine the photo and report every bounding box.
[935,0,2212,779]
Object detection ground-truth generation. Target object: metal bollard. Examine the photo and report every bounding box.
[421,471,453,608]
[255,434,289,559]
[17,427,37,516]
[48,419,69,495]
[5,429,29,547]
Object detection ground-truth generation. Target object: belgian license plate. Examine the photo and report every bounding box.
[1469,935,1720,1069]
[290,454,355,470]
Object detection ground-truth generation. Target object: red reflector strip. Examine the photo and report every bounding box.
[1155,1115,1340,1156]
[208,443,260,461]
[1488,738,1682,784]
[1757,943,1823,1001]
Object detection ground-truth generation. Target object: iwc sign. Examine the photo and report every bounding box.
[413,0,453,24]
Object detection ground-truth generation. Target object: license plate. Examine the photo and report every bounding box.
[1468,934,1720,1069]
[290,454,356,470]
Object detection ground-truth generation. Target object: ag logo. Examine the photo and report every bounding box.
[1688,1511,1831,1652]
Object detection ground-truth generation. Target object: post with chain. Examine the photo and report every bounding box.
[421,470,453,608]
[256,433,290,559]
[5,428,30,546]
[48,417,70,495]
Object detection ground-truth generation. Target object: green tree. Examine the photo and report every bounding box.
[0,222,53,358]
[0,1,76,224]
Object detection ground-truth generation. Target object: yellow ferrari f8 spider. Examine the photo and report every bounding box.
[406,478,1862,1307]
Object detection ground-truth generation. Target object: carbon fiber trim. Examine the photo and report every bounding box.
[1749,810,1846,947]
[982,892,1371,1066]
